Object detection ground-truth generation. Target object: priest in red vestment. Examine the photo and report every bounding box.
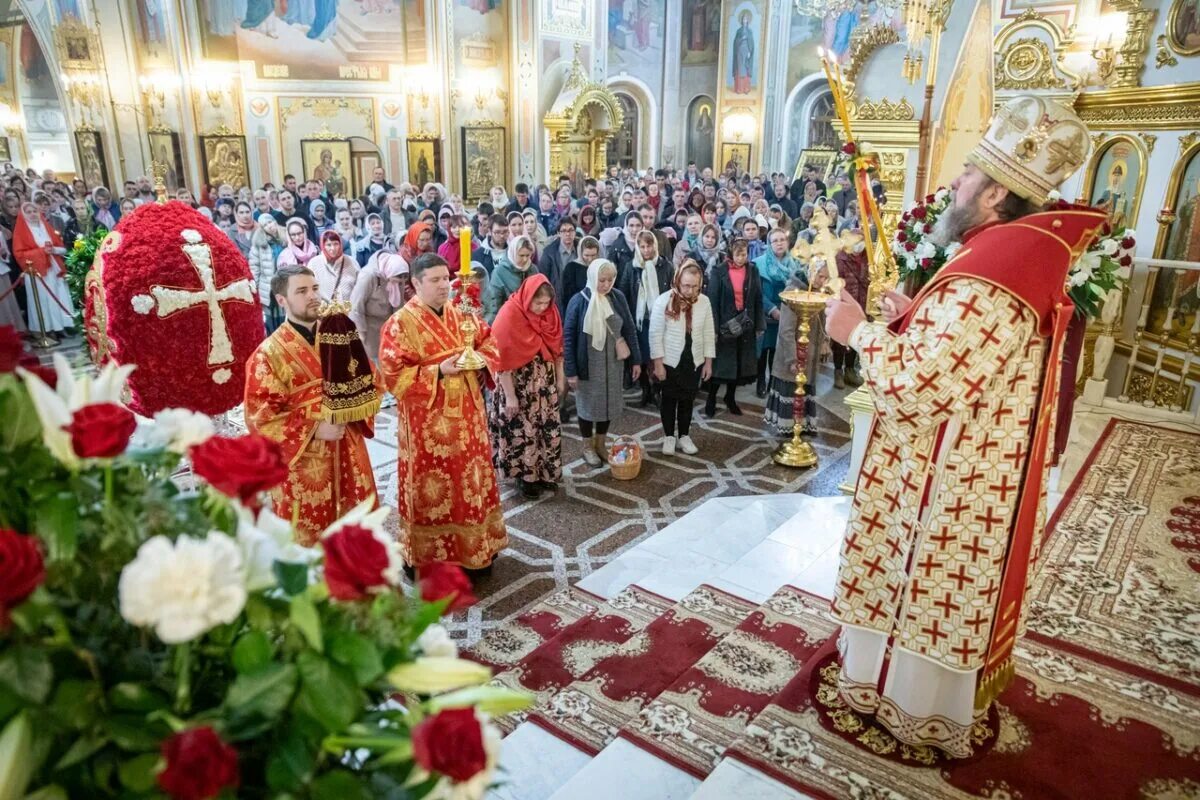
[823,96,1102,758]
[244,264,379,545]
[378,253,508,570]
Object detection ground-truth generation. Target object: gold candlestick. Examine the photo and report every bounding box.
[773,288,829,468]
[454,267,487,371]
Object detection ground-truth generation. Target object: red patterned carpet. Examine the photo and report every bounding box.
[1026,419,1200,694]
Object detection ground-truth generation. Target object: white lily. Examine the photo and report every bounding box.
[16,355,135,468]
[145,408,215,454]
[1069,251,1100,287]
[1098,237,1118,256]
[321,497,391,539]
[236,504,320,591]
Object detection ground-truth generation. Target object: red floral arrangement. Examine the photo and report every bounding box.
[87,202,264,416]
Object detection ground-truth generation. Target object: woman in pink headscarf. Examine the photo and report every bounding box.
[275,216,319,269]
[349,237,412,364]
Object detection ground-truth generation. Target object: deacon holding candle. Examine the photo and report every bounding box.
[378,250,508,571]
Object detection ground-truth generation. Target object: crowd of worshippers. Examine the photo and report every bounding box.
[3,158,874,501]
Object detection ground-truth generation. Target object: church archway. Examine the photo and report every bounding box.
[606,92,638,171]
[349,135,384,197]
[806,91,838,150]
[685,95,715,172]
[781,74,837,175]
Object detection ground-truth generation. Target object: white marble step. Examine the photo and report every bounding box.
[689,758,816,800]
[488,494,852,799]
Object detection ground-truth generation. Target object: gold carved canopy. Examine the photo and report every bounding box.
[543,47,624,186]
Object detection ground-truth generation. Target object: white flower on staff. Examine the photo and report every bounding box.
[915,240,937,261]
[236,504,319,592]
[145,408,216,454]
[1047,189,1062,202]
[934,188,949,204]
[1098,237,1118,256]
[17,355,135,468]
[416,624,458,659]
[119,532,247,643]
[1069,251,1101,288]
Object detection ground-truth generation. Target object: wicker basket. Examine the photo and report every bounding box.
[607,435,642,480]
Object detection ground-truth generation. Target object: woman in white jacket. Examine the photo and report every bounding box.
[649,260,715,456]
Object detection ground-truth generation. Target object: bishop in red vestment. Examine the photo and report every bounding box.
[244,265,379,545]
[378,253,508,569]
[824,96,1101,758]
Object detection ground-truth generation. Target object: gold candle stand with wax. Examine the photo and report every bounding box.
[773,288,829,468]
[454,225,487,371]
[817,47,898,318]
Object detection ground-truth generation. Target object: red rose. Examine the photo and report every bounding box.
[17,354,57,389]
[0,326,22,372]
[0,529,44,627]
[1101,222,1112,237]
[904,241,917,252]
[419,562,477,612]
[158,727,239,800]
[190,434,288,505]
[920,258,932,268]
[911,206,927,220]
[925,194,935,204]
[895,231,907,243]
[322,523,395,601]
[841,142,857,155]
[412,708,487,783]
[1119,254,1133,267]
[64,403,137,459]
[1121,236,1135,249]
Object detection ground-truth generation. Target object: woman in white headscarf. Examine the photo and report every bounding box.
[13,200,75,337]
[562,258,640,466]
[482,234,536,324]
[618,229,671,407]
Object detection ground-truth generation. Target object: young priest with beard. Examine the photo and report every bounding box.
[244,265,379,545]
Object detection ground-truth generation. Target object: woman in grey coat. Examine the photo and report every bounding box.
[563,258,641,466]
[248,213,286,332]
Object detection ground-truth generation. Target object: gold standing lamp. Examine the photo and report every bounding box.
[773,288,830,468]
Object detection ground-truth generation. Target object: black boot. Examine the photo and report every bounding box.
[517,477,541,499]
[703,388,719,418]
[724,383,743,416]
[755,351,769,398]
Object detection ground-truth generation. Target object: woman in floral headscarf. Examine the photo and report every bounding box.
[489,273,565,499]
[350,245,411,363]
[396,220,433,272]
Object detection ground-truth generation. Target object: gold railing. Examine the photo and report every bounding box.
[1098,257,1200,417]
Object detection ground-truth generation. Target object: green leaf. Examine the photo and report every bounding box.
[23,786,69,800]
[244,594,278,631]
[273,560,309,596]
[265,726,316,793]
[49,681,100,730]
[311,769,371,800]
[223,663,298,740]
[295,653,363,734]
[53,734,108,770]
[329,631,384,685]
[107,682,168,713]
[0,377,39,450]
[0,645,53,705]
[103,714,163,752]
[289,594,323,653]
[32,492,80,562]
[117,753,161,792]
[232,631,274,675]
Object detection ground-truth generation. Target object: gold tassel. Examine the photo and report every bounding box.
[973,658,1015,711]
[323,398,382,425]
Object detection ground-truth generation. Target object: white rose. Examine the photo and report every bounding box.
[119,532,248,643]
[146,408,216,454]
[934,187,949,204]
[416,624,458,659]
[944,241,963,259]
[236,505,319,591]
[1098,237,1118,256]
[915,240,937,261]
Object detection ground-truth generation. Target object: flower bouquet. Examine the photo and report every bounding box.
[0,328,529,799]
[891,189,1133,320]
[892,187,956,292]
[65,227,109,329]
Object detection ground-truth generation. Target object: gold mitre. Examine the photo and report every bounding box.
[966,95,1090,206]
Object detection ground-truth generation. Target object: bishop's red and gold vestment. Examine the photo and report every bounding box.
[831,209,1105,757]
[244,322,379,545]
[378,299,508,569]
